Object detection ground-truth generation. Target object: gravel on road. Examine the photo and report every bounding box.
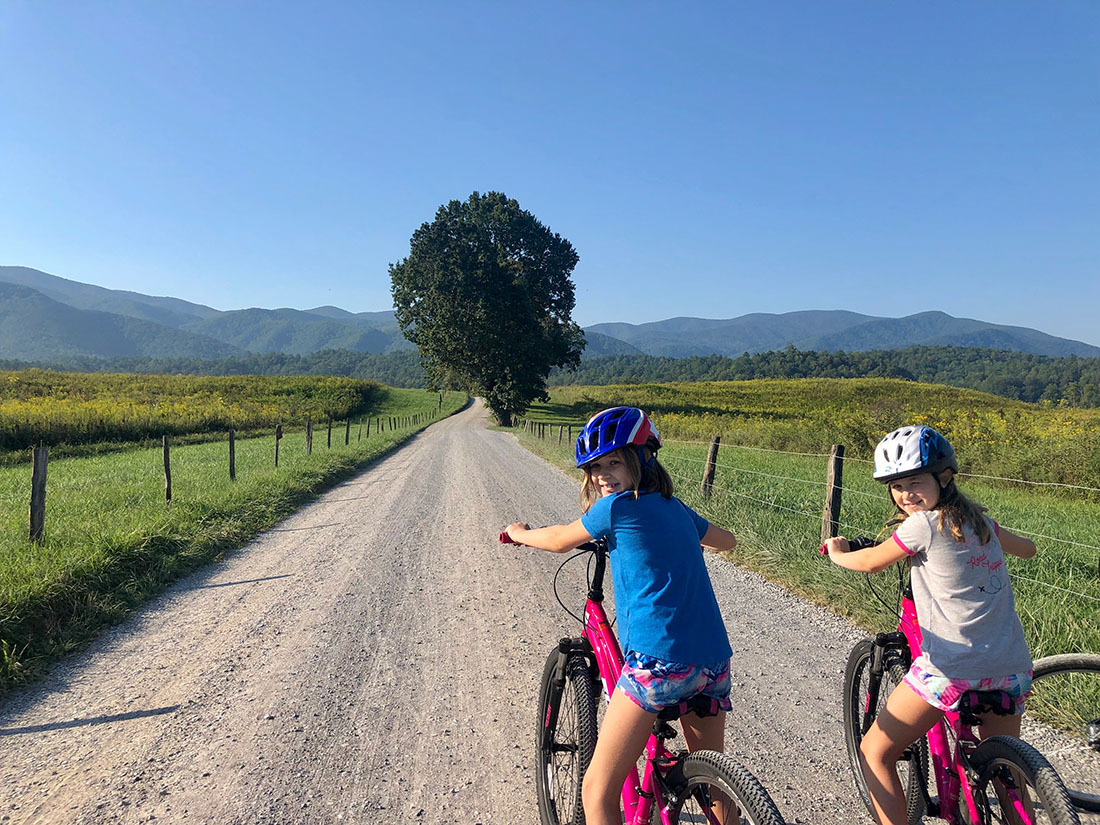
[2,400,878,824]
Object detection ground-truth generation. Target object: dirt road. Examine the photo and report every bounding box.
[2,400,871,824]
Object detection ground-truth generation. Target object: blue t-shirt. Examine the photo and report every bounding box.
[580,491,732,665]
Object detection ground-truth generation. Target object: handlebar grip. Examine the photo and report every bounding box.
[819,536,876,555]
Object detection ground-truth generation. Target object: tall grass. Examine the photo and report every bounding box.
[515,379,1100,661]
[0,369,386,455]
[0,389,467,691]
[535,378,1100,493]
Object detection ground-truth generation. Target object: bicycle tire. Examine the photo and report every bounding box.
[1024,653,1100,814]
[843,639,928,824]
[536,649,598,825]
[969,735,1079,825]
[663,749,786,825]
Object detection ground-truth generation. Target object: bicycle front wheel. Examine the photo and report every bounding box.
[1024,653,1100,815]
[663,749,786,825]
[969,735,1079,825]
[843,640,928,824]
[536,649,598,825]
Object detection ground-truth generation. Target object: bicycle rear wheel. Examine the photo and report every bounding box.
[843,639,928,824]
[536,649,598,825]
[663,749,786,825]
[969,735,1079,825]
[1024,654,1100,816]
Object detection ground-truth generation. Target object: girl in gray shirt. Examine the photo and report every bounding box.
[824,425,1037,825]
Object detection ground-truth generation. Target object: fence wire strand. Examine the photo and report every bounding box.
[526,427,1100,604]
[665,466,1100,604]
[662,437,832,458]
[672,454,827,488]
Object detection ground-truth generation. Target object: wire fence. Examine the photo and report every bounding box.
[521,421,1100,606]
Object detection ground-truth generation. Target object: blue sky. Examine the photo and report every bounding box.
[2,2,1098,344]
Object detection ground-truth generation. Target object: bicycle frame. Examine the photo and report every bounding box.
[893,585,986,823]
[568,541,723,825]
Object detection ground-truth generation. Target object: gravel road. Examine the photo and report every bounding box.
[10,399,1079,825]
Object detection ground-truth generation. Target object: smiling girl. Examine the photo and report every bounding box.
[505,407,738,825]
[824,425,1038,825]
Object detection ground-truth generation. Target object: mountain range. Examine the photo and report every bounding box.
[2,265,1098,363]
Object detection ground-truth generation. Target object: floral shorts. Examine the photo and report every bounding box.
[615,651,733,714]
[904,655,1032,714]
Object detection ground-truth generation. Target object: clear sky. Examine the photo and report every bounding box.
[2,2,1098,344]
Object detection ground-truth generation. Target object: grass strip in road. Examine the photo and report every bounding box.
[0,390,467,693]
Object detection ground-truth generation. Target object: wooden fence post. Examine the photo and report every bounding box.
[275,424,283,467]
[163,436,172,504]
[30,443,48,543]
[358,418,363,442]
[345,418,351,446]
[821,444,845,543]
[229,429,236,481]
[558,425,564,445]
[327,417,333,448]
[366,418,371,438]
[306,418,313,454]
[701,435,720,498]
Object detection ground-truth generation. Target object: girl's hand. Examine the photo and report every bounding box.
[823,536,851,555]
[504,522,531,544]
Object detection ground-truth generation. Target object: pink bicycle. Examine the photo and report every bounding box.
[503,532,786,825]
[830,537,1079,825]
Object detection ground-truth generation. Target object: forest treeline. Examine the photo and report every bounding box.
[3,344,1100,407]
[549,345,1100,406]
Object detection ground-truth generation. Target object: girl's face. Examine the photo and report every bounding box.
[889,472,946,514]
[586,450,634,497]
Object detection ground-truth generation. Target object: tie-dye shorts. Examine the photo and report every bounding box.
[904,655,1032,714]
[615,650,733,714]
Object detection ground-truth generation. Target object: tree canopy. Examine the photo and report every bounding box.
[389,191,584,424]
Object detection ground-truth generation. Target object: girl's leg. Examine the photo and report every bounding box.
[860,682,944,825]
[977,710,1021,740]
[977,711,1032,824]
[582,689,656,825]
[682,710,734,824]
[681,708,726,754]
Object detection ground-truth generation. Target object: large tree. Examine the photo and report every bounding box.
[389,191,585,426]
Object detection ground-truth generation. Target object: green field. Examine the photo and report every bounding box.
[515,379,1100,696]
[0,369,389,458]
[524,378,1100,492]
[0,384,467,691]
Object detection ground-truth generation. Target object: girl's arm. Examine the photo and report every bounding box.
[998,527,1037,559]
[505,519,594,554]
[701,524,737,551]
[824,536,909,574]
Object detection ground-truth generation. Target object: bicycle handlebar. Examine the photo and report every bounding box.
[498,530,604,555]
[818,535,877,556]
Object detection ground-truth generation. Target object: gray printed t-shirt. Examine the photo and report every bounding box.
[892,511,1032,680]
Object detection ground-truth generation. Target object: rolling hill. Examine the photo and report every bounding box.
[2,266,1098,362]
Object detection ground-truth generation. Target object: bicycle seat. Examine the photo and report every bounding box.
[656,694,722,721]
[957,689,1014,725]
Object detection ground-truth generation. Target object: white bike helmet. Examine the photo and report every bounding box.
[873,425,957,483]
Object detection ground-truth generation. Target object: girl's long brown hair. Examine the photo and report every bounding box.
[579,446,674,512]
[888,472,992,545]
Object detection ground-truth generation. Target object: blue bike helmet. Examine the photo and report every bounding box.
[575,407,660,468]
[873,425,957,483]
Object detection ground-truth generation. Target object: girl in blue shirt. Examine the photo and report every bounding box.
[506,407,737,825]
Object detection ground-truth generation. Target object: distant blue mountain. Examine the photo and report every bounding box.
[2,266,1097,362]
[586,311,1100,359]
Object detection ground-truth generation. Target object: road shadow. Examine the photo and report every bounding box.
[0,705,180,736]
[195,574,294,589]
